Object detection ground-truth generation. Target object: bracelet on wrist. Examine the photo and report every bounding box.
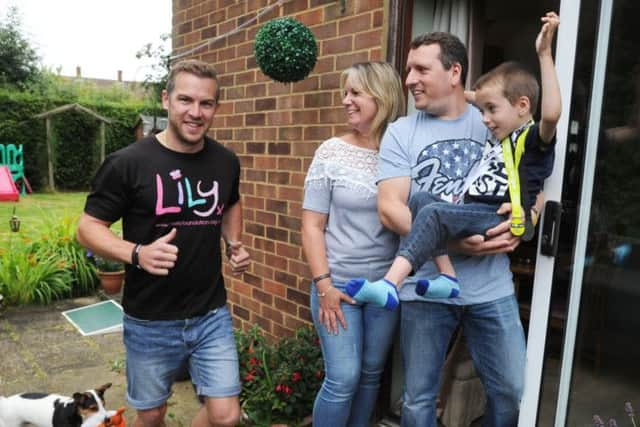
[131,244,142,270]
[312,272,331,283]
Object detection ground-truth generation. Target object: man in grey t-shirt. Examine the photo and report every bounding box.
[378,32,526,427]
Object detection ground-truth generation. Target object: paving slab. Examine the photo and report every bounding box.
[0,296,201,427]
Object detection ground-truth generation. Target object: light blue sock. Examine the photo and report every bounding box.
[345,278,399,310]
[415,274,460,299]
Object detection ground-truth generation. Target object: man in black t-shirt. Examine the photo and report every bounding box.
[77,59,250,427]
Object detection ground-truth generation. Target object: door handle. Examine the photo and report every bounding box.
[540,200,562,257]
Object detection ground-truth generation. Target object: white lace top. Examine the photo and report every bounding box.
[303,137,398,282]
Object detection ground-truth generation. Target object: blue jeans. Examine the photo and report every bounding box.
[398,192,504,272]
[123,305,240,410]
[400,295,525,427]
[311,281,399,427]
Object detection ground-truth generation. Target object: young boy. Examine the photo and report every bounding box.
[346,11,561,308]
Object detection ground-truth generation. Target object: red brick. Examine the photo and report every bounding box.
[278,128,303,141]
[256,127,277,141]
[283,0,308,14]
[289,202,303,218]
[256,211,277,226]
[266,226,288,242]
[253,288,274,305]
[323,35,353,55]
[297,8,323,26]
[243,272,262,287]
[319,107,345,124]
[264,253,288,271]
[288,259,309,277]
[246,113,266,126]
[254,315,272,333]
[312,22,337,40]
[255,97,276,111]
[292,110,319,124]
[263,305,283,324]
[246,83,266,98]
[292,76,320,92]
[268,82,292,96]
[268,142,292,155]
[339,13,372,35]
[355,29,382,50]
[255,156,277,170]
[236,70,256,85]
[254,237,275,252]
[276,242,301,258]
[304,92,333,108]
[245,222,265,236]
[233,304,250,320]
[235,100,254,113]
[284,314,308,331]
[268,171,290,184]
[267,111,292,126]
[247,142,265,154]
[277,157,302,171]
[274,297,297,317]
[275,270,298,288]
[336,51,369,70]
[303,126,332,141]
[245,169,266,182]
[314,56,335,74]
[255,183,277,198]
[298,306,312,322]
[263,279,287,298]
[373,10,383,26]
[278,186,303,202]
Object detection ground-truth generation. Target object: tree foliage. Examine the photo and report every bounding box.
[0,6,40,89]
[136,33,171,103]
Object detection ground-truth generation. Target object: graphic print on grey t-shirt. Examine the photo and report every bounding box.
[413,138,483,203]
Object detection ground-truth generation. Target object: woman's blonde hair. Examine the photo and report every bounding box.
[340,62,406,147]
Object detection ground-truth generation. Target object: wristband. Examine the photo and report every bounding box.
[312,272,331,283]
[131,244,142,270]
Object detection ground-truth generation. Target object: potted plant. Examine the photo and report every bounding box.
[87,251,125,294]
[236,325,323,427]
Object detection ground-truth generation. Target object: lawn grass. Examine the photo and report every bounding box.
[0,192,89,247]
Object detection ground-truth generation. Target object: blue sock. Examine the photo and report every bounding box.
[345,278,399,310]
[415,274,460,299]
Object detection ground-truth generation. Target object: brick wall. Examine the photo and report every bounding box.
[172,0,386,339]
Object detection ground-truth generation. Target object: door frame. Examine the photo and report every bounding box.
[517,0,582,425]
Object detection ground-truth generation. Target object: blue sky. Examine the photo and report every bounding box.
[1,0,172,81]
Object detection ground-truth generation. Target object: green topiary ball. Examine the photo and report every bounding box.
[254,17,318,83]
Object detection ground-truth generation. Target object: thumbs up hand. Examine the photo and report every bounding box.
[138,228,179,276]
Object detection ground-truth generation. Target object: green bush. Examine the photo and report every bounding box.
[30,215,98,297]
[236,325,323,426]
[0,241,73,305]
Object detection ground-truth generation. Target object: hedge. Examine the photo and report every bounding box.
[0,89,164,191]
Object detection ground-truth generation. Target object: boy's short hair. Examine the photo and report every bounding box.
[166,59,220,102]
[410,32,468,87]
[473,61,540,116]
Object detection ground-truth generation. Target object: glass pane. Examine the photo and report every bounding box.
[540,0,640,424]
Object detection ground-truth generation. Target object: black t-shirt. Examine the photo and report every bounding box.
[85,135,240,320]
[466,122,555,210]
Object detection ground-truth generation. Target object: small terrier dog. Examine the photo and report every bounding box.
[0,383,112,427]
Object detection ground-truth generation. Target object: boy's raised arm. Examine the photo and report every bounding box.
[537,11,562,143]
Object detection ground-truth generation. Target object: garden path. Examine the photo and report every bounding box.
[0,295,200,427]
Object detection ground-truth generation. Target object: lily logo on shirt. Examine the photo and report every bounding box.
[155,169,224,217]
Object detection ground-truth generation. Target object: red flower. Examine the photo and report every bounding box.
[245,373,254,382]
[275,384,283,392]
[316,370,323,379]
[284,385,293,395]
[292,372,302,382]
[249,357,259,365]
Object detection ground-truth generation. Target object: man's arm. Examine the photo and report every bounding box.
[537,11,562,143]
[221,201,250,275]
[378,176,412,236]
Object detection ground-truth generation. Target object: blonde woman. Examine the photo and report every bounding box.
[302,62,406,426]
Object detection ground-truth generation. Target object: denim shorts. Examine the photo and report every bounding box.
[123,305,240,410]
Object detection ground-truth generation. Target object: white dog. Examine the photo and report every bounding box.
[0,383,111,427]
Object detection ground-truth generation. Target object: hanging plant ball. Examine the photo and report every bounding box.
[254,17,318,83]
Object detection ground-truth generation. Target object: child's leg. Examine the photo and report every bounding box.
[415,255,460,298]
